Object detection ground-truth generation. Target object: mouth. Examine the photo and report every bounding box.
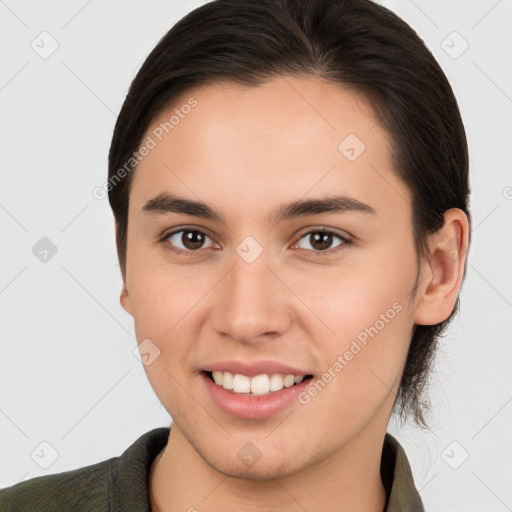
[203,370,314,396]
[199,360,316,419]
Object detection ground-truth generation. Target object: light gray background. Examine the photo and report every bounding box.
[1,1,511,510]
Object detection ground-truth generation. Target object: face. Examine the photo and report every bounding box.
[121,76,424,479]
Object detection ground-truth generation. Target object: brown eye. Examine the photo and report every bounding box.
[167,229,214,251]
[297,230,347,252]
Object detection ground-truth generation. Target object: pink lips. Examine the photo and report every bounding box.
[203,359,310,378]
[200,360,313,420]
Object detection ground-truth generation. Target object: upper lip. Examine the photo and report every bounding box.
[203,360,311,377]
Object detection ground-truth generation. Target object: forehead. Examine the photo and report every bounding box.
[130,76,410,222]
[146,76,381,154]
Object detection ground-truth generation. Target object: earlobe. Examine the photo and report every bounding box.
[414,208,469,326]
[115,222,133,315]
[120,281,133,316]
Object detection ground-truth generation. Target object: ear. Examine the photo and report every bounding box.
[414,208,469,325]
[115,222,133,316]
[120,280,133,316]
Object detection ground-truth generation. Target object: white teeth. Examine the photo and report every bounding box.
[210,371,307,395]
[232,374,251,393]
[222,371,233,390]
[283,374,295,388]
[212,370,223,386]
[250,374,270,395]
[269,374,284,392]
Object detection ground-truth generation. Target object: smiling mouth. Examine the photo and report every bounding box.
[203,370,314,396]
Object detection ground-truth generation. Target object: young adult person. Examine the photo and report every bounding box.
[0,0,470,510]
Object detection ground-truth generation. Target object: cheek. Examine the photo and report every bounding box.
[290,243,416,342]
[127,265,207,415]
[126,248,211,334]
[290,250,416,417]
[294,293,413,439]
[126,258,218,390]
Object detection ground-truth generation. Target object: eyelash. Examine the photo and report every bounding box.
[159,228,216,257]
[295,228,352,256]
[159,227,352,257]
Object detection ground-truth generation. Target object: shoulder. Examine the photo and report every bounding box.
[0,457,116,511]
[0,427,170,512]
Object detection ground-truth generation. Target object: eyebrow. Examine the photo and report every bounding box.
[142,192,222,221]
[270,195,376,224]
[142,192,376,224]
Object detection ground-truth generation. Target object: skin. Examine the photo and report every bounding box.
[119,76,469,512]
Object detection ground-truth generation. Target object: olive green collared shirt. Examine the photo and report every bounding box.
[0,427,425,511]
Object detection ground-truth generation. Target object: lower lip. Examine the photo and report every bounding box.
[201,372,312,420]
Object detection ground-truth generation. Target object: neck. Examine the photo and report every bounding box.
[149,423,388,512]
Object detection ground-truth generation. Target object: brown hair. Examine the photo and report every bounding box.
[108,0,471,426]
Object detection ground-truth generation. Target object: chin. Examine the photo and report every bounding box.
[205,452,303,481]
[194,435,323,482]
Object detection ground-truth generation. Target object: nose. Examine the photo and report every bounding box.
[210,253,292,344]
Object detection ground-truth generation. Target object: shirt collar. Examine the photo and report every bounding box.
[382,433,425,512]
